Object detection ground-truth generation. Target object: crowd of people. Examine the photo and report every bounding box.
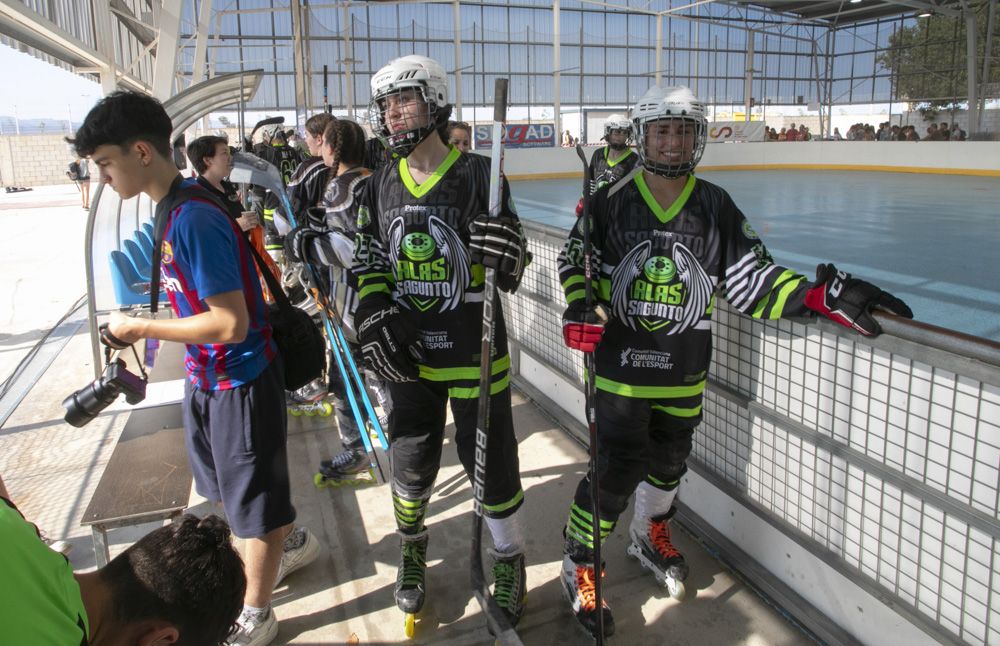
[6,53,918,645]
[764,120,968,142]
[837,121,967,141]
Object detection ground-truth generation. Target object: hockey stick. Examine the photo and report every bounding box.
[470,78,524,646]
[282,200,389,482]
[323,65,331,114]
[575,144,605,645]
[280,195,390,455]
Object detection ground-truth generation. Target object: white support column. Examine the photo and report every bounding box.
[965,4,980,134]
[290,0,307,127]
[92,0,119,94]
[452,0,463,121]
[152,0,182,100]
[553,0,561,141]
[655,14,663,85]
[342,3,355,118]
[190,0,213,86]
[743,31,754,122]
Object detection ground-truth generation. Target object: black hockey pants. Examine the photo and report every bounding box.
[571,389,698,523]
[388,378,524,519]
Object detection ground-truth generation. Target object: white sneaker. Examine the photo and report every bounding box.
[275,526,320,588]
[227,606,278,646]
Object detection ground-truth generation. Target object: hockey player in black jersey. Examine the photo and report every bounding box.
[574,113,638,217]
[352,54,529,629]
[283,118,391,485]
[557,85,913,638]
[286,112,336,222]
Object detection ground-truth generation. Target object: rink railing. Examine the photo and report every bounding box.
[503,220,1000,646]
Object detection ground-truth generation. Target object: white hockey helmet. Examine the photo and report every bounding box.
[367,55,452,157]
[632,85,707,178]
[603,113,632,144]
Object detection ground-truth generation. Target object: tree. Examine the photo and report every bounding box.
[878,5,1000,110]
[218,115,232,127]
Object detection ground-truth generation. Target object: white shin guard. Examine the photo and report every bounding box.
[632,481,678,531]
[485,512,526,556]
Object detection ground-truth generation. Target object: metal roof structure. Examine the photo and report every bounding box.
[727,0,964,27]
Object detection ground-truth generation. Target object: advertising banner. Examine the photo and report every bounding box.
[474,122,556,148]
[707,121,767,143]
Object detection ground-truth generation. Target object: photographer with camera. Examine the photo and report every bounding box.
[67,91,318,646]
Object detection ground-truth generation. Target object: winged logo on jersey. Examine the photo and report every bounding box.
[611,240,714,334]
[387,215,470,313]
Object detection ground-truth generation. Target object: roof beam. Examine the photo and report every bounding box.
[0,0,149,92]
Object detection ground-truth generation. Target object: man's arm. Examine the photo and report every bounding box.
[108,289,249,346]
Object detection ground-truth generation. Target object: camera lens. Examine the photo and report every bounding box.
[62,377,122,428]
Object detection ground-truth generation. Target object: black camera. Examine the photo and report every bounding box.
[63,358,147,428]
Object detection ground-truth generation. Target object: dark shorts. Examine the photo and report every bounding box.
[182,356,296,538]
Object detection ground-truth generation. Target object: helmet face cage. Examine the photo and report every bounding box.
[603,115,633,147]
[635,115,707,179]
[367,84,451,158]
[367,56,451,158]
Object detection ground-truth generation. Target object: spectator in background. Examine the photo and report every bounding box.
[778,127,788,141]
[904,125,920,141]
[786,123,799,141]
[926,123,942,141]
[73,157,91,209]
[833,127,843,140]
[446,121,473,152]
[890,125,900,140]
[563,130,573,147]
[951,124,967,141]
[798,124,810,141]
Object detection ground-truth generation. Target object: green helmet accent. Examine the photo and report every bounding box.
[402,232,436,261]
[643,256,676,284]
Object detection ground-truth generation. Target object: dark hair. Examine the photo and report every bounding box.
[100,514,246,645]
[305,113,335,137]
[67,91,173,158]
[443,121,472,146]
[323,119,367,183]
[187,136,229,174]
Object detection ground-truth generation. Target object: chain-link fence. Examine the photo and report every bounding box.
[504,219,1000,645]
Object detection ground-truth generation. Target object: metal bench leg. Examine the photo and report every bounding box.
[91,524,110,567]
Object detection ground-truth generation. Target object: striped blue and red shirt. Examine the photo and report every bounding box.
[160,179,276,389]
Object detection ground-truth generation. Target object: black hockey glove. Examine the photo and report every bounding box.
[562,301,608,353]
[355,298,426,382]
[304,206,329,231]
[283,226,322,264]
[804,263,913,337]
[469,214,528,293]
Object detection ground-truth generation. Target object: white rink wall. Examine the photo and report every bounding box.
[502,141,1000,179]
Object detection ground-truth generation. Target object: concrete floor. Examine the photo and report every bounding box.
[0,184,813,644]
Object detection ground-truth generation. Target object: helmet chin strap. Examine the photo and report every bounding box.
[381,103,453,157]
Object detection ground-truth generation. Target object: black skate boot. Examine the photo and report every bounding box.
[560,538,614,638]
[489,549,527,627]
[626,507,688,600]
[396,529,429,615]
[314,448,372,488]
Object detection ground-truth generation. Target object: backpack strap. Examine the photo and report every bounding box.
[149,175,293,315]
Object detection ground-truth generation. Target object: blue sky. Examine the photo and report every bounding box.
[0,45,102,120]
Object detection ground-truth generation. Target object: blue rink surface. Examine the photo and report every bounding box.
[510,170,1000,342]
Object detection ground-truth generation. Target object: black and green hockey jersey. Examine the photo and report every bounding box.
[351,146,522,389]
[558,172,811,414]
[589,146,638,193]
[287,156,329,221]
